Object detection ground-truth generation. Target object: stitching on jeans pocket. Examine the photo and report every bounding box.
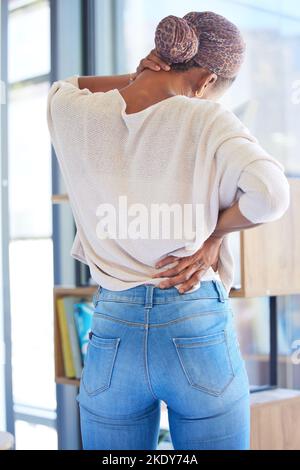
[82,333,120,396]
[172,330,235,397]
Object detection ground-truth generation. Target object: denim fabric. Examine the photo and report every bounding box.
[77,280,250,450]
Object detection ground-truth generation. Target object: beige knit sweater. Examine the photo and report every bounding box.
[47,76,290,294]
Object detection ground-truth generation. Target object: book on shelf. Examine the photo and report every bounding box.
[56,296,94,379]
[57,298,77,379]
[64,297,83,379]
[74,301,94,362]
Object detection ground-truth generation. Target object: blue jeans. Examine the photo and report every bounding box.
[77,280,250,450]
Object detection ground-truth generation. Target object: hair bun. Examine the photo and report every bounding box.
[155,15,199,64]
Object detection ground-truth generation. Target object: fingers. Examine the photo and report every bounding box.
[154,255,180,269]
[152,257,203,278]
[158,263,201,289]
[136,49,170,74]
[152,259,184,278]
[177,268,208,294]
[147,50,170,71]
[137,59,161,73]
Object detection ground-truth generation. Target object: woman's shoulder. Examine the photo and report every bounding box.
[185,98,244,126]
[172,97,252,142]
[171,96,240,124]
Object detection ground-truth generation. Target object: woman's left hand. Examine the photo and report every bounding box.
[136,49,171,75]
[152,235,223,293]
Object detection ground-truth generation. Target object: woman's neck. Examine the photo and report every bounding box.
[119,69,194,114]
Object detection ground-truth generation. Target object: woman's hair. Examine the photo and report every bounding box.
[171,59,236,91]
[154,12,246,83]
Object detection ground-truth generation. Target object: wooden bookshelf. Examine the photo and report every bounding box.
[250,388,300,449]
[229,178,300,297]
[54,286,97,387]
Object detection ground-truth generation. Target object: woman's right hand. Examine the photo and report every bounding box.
[136,49,171,75]
[152,235,223,293]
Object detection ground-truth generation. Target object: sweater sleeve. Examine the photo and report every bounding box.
[216,136,290,224]
[47,75,92,136]
[237,159,290,223]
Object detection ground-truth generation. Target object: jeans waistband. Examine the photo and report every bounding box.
[92,280,227,308]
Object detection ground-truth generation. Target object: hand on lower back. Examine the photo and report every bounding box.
[152,235,223,293]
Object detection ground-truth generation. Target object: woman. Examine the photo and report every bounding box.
[47,12,290,450]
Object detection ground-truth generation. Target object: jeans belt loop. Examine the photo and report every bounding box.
[144,284,155,309]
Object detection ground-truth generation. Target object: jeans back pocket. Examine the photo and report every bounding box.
[82,333,120,396]
[173,330,234,396]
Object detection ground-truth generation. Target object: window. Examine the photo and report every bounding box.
[7,0,57,449]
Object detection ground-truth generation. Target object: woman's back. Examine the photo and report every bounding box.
[56,11,290,451]
[47,77,287,293]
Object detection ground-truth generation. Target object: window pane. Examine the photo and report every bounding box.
[8,81,52,239]
[237,0,300,18]
[9,0,37,10]
[15,420,57,450]
[8,0,50,82]
[10,239,56,410]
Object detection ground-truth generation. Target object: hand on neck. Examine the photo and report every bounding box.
[118,67,217,113]
[132,68,196,99]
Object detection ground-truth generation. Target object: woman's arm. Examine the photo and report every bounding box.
[152,202,259,292]
[210,201,261,240]
[78,74,136,93]
[78,49,170,93]
[153,157,290,292]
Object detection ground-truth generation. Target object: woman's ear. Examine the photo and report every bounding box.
[206,72,218,88]
[195,71,218,97]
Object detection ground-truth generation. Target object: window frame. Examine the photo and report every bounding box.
[5,0,57,442]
